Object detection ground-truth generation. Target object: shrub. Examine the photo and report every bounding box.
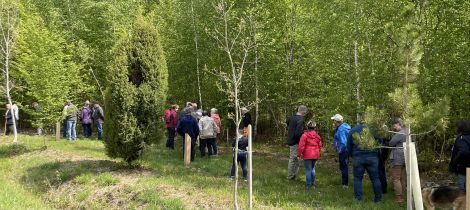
[104,12,168,164]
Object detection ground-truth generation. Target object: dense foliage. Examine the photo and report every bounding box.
[104,11,168,163]
[2,0,469,162]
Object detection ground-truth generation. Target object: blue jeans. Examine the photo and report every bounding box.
[304,159,317,188]
[67,120,77,141]
[352,155,382,202]
[82,123,92,138]
[166,128,176,149]
[339,151,349,185]
[231,152,248,179]
[96,122,103,140]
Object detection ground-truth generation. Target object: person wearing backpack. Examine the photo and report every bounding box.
[199,110,219,157]
[297,121,323,191]
[164,104,179,150]
[449,120,470,191]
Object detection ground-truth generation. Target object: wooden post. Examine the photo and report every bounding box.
[248,125,253,209]
[184,134,191,166]
[466,168,469,210]
[55,122,60,141]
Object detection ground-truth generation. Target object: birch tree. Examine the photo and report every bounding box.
[0,0,18,143]
[206,0,255,208]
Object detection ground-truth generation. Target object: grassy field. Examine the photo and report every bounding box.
[0,135,404,209]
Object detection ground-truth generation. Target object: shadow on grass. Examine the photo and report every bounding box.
[0,144,33,158]
[20,159,144,193]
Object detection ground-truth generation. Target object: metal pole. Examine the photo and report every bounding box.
[248,125,253,209]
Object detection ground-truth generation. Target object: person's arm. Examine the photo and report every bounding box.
[347,131,353,156]
[298,134,306,158]
[213,120,220,134]
[338,128,348,150]
[389,133,404,147]
[454,139,470,166]
[99,108,104,120]
[295,118,304,139]
[193,119,200,137]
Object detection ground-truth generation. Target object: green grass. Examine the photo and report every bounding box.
[0,134,404,209]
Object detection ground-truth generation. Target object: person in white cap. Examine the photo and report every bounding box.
[331,113,351,188]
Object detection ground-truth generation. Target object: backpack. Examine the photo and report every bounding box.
[164,109,173,124]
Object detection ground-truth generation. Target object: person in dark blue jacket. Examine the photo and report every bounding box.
[449,120,470,191]
[177,108,200,161]
[347,123,382,203]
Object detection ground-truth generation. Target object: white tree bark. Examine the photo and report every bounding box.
[0,1,18,143]
[190,0,203,109]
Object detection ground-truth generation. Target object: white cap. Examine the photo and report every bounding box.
[331,114,343,122]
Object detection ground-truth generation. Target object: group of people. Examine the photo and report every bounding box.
[286,105,470,203]
[163,102,224,159]
[164,102,254,181]
[62,100,104,141]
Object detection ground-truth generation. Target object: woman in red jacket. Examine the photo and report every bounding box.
[298,121,323,190]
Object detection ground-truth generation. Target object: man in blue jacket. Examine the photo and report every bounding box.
[347,123,382,203]
[331,114,351,187]
[177,107,200,161]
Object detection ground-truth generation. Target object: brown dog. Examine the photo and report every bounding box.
[422,186,466,210]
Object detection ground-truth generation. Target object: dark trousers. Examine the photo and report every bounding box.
[378,158,387,193]
[63,120,68,138]
[339,151,349,185]
[200,138,216,157]
[183,137,196,161]
[166,127,176,149]
[82,123,92,138]
[231,152,248,179]
[213,135,219,155]
[353,155,382,202]
[5,124,14,135]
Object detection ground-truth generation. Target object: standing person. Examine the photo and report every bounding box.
[80,101,93,138]
[177,108,200,161]
[347,122,382,203]
[211,108,222,155]
[62,102,68,138]
[4,104,15,135]
[241,107,251,136]
[11,101,19,131]
[93,103,105,140]
[389,118,407,203]
[32,102,42,135]
[297,121,323,190]
[230,135,249,181]
[164,104,179,150]
[199,111,219,157]
[63,100,78,141]
[286,105,307,180]
[331,114,351,188]
[449,120,470,191]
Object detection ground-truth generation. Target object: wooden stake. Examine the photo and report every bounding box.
[55,122,60,141]
[409,142,423,210]
[466,168,469,210]
[248,124,253,209]
[184,134,191,166]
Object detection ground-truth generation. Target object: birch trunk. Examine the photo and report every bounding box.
[190,0,203,109]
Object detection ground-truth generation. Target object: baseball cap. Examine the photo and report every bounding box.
[331,114,343,122]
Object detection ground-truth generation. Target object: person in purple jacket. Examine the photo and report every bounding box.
[80,101,93,138]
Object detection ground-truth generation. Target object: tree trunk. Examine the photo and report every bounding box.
[354,41,361,121]
[190,0,203,109]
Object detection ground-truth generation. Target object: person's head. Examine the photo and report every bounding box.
[186,102,192,107]
[94,102,100,108]
[202,110,209,117]
[456,120,470,135]
[331,114,344,127]
[171,104,179,111]
[297,105,308,116]
[6,103,11,109]
[392,118,404,131]
[211,108,218,114]
[241,107,248,115]
[66,100,72,106]
[184,107,193,115]
[192,103,198,109]
[85,100,90,106]
[32,102,39,108]
[306,120,317,130]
